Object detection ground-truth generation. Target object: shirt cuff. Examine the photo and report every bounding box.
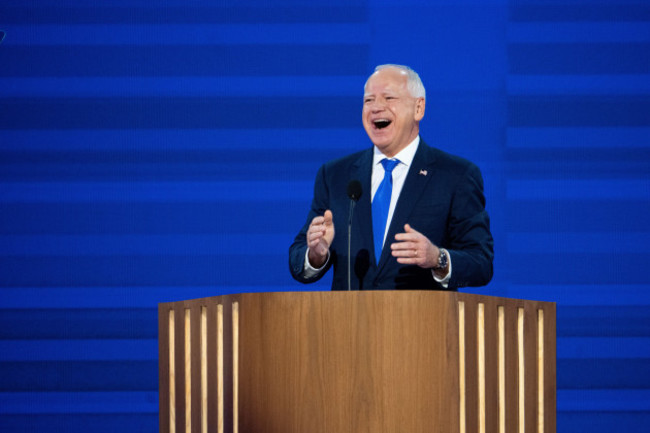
[303,248,329,278]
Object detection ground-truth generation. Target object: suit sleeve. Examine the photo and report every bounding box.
[445,163,494,289]
[289,164,334,283]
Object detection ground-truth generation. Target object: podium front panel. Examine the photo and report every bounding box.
[159,291,556,433]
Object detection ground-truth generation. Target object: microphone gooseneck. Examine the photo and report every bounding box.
[346,180,362,291]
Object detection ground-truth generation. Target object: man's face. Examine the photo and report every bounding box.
[362,67,425,158]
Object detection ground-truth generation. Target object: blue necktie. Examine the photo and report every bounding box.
[372,158,400,264]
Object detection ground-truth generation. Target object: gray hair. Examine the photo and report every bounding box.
[366,64,426,99]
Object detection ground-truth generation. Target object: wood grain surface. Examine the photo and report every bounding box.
[158,291,556,433]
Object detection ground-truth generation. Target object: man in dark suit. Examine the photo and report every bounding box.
[289,64,493,291]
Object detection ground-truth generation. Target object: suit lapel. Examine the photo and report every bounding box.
[377,142,437,270]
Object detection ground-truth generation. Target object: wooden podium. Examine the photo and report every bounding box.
[159,291,555,433]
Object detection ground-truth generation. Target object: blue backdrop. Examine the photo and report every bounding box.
[1,0,649,431]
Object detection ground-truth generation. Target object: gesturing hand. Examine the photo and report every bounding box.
[391,224,440,269]
[306,210,335,268]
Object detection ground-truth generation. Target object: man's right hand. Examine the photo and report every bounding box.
[306,210,335,268]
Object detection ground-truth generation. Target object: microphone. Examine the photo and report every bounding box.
[0,31,5,44]
[346,180,362,291]
[347,180,362,203]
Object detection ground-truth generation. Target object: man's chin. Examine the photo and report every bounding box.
[368,132,393,148]
[370,140,397,156]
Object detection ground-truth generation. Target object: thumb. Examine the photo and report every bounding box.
[324,210,333,225]
[404,223,419,234]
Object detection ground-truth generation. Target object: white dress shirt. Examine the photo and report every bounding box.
[371,136,420,248]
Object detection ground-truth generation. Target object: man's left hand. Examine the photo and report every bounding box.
[391,224,440,269]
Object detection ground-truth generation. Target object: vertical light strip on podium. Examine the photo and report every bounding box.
[538,309,545,433]
[518,307,525,433]
[200,307,208,433]
[477,303,486,433]
[184,309,191,433]
[458,301,466,433]
[498,306,506,433]
[169,310,176,433]
[217,304,224,433]
[232,302,240,433]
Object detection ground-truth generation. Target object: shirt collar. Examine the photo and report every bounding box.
[373,135,420,168]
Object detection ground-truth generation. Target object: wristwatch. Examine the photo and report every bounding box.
[434,248,448,270]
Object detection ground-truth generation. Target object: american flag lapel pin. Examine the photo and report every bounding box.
[419,169,428,176]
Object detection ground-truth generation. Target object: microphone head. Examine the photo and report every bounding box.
[347,180,362,201]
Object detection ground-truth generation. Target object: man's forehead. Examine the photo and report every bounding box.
[364,70,408,93]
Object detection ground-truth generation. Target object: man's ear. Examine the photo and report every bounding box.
[414,97,425,121]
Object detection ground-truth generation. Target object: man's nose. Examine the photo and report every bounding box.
[369,100,386,111]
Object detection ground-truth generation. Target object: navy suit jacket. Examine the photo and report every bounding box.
[289,140,493,291]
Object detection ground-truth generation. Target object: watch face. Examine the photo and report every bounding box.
[437,250,448,269]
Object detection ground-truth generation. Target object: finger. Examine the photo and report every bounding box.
[323,210,333,225]
[391,249,417,258]
[310,215,324,226]
[390,240,417,251]
[307,230,323,242]
[396,257,421,265]
[309,225,327,238]
[308,233,327,247]
[394,232,418,242]
[394,249,422,262]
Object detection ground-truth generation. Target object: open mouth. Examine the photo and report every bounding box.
[373,119,392,129]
